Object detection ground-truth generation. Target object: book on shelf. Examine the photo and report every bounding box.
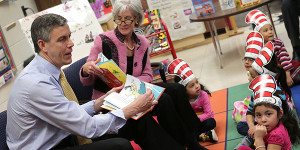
[192,0,215,17]
[96,52,127,88]
[101,74,165,120]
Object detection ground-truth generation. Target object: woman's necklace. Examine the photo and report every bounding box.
[125,38,135,51]
[125,42,135,51]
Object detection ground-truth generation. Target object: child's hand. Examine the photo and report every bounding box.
[286,71,293,87]
[248,125,256,139]
[286,75,293,87]
[254,125,267,140]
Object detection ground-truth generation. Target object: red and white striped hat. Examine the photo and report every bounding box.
[251,41,277,77]
[245,31,264,59]
[245,10,270,32]
[167,58,195,86]
[249,74,282,109]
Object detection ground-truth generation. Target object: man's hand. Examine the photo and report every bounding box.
[82,58,103,77]
[94,84,125,113]
[122,88,157,120]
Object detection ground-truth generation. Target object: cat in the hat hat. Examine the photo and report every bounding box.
[236,74,300,150]
[248,40,294,114]
[167,58,218,143]
[243,31,264,72]
[246,9,300,87]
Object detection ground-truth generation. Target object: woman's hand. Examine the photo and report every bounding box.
[254,125,267,140]
[82,58,103,77]
[94,84,125,113]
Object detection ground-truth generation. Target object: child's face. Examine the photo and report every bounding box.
[259,24,274,43]
[248,67,259,82]
[255,105,282,132]
[186,78,201,99]
[243,57,255,71]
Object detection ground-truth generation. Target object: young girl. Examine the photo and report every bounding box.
[168,58,218,143]
[238,74,300,150]
[246,9,300,86]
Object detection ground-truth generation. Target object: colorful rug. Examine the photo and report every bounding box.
[132,83,300,150]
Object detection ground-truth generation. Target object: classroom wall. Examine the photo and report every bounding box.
[0,0,38,112]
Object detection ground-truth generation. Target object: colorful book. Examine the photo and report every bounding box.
[101,75,165,120]
[192,0,215,17]
[235,0,260,8]
[97,53,127,88]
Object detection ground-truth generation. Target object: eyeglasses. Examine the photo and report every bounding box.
[242,58,255,62]
[114,17,136,25]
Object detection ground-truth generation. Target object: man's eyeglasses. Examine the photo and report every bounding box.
[114,17,136,25]
[242,58,255,62]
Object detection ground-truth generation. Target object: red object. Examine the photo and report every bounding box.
[146,20,177,59]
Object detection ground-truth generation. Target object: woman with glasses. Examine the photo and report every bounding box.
[80,0,208,149]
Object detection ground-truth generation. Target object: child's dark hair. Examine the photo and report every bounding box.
[174,76,211,96]
[254,102,300,144]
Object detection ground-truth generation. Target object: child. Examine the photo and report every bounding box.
[246,9,300,86]
[236,31,264,137]
[235,41,294,150]
[238,74,300,150]
[167,58,218,143]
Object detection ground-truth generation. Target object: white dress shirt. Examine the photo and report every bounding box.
[6,55,126,150]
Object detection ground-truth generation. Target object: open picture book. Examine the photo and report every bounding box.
[97,53,165,120]
[101,74,165,120]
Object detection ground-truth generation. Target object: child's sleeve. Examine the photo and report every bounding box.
[197,92,214,122]
[246,94,254,116]
[277,41,293,71]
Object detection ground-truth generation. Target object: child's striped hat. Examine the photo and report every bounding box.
[245,31,264,59]
[245,10,270,32]
[167,58,195,86]
[251,41,277,77]
[249,74,282,109]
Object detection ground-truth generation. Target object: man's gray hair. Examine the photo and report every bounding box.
[31,13,67,53]
[112,0,144,27]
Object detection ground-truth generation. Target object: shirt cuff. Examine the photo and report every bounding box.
[110,109,126,120]
[81,100,96,116]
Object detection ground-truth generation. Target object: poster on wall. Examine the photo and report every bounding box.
[0,26,15,88]
[89,0,113,19]
[18,0,103,62]
[147,0,206,41]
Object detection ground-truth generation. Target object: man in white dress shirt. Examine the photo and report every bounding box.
[6,13,156,150]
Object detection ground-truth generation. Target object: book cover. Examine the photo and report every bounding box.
[219,0,236,10]
[235,0,260,8]
[192,0,215,17]
[97,53,127,88]
[101,75,165,120]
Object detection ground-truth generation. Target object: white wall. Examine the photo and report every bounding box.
[0,0,38,112]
